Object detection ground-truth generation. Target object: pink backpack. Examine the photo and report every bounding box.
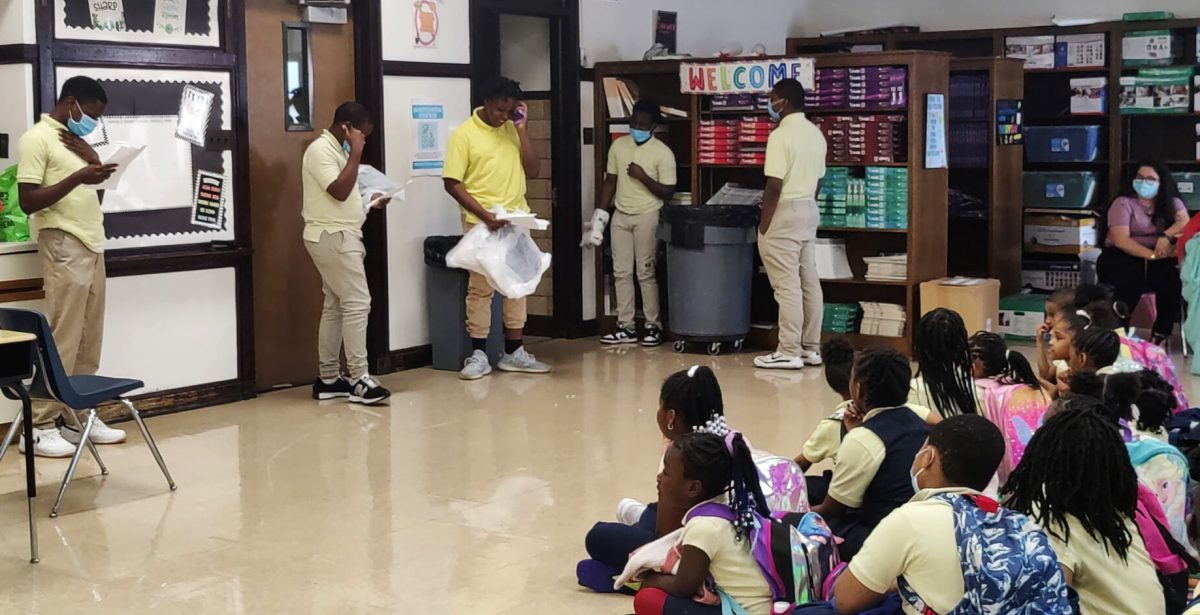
[976,379,1051,484]
[1121,336,1189,411]
[1134,483,1193,575]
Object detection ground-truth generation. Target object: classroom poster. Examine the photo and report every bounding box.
[411,102,446,176]
[191,170,225,230]
[176,84,214,147]
[925,93,948,169]
[155,0,186,35]
[414,0,439,48]
[653,11,677,54]
[680,58,815,94]
[90,0,127,31]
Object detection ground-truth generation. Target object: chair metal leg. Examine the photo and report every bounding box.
[120,399,176,491]
[0,408,23,466]
[60,408,107,476]
[51,409,95,518]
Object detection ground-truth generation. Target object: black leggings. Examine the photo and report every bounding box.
[1097,247,1182,337]
[585,504,659,569]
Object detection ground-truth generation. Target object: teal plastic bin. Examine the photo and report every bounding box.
[1023,172,1097,209]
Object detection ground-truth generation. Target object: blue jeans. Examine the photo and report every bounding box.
[585,503,658,568]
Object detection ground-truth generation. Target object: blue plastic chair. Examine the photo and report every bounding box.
[0,308,176,517]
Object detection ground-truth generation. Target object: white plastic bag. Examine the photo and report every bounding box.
[445,223,551,299]
[357,165,407,210]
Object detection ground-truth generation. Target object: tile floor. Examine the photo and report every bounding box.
[0,339,1193,613]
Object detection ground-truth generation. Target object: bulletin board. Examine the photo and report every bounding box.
[56,0,221,47]
[56,66,235,250]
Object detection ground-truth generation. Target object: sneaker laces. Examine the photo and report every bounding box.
[358,375,381,389]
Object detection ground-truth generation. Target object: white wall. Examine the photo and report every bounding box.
[381,0,471,64]
[382,76,473,351]
[580,83,596,322]
[0,0,36,45]
[801,0,1200,35]
[580,0,807,63]
[0,63,35,171]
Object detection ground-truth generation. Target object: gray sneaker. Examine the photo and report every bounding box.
[460,350,493,380]
[498,347,551,374]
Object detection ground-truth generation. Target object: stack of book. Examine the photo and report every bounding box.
[859,302,907,337]
[698,119,740,165]
[823,303,862,334]
[737,117,774,166]
[865,167,909,229]
[864,254,907,282]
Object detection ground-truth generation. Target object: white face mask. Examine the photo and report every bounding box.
[910,447,931,493]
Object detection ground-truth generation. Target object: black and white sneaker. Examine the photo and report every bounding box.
[600,327,638,345]
[350,376,391,405]
[642,326,664,347]
[312,377,353,400]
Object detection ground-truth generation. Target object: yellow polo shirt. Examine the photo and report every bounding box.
[443,108,529,224]
[1042,513,1163,615]
[301,130,364,243]
[827,405,929,508]
[764,112,827,201]
[682,514,772,615]
[804,402,933,466]
[16,115,105,252]
[607,135,677,215]
[848,487,978,614]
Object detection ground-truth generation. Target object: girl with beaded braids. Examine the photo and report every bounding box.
[578,365,728,593]
[633,432,774,615]
[909,309,982,418]
[1001,400,1165,614]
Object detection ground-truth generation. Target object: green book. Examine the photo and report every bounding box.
[1122,11,1175,21]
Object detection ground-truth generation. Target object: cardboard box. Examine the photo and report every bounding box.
[1070,77,1107,115]
[1057,33,1106,68]
[1024,215,1098,254]
[1006,35,1056,70]
[1123,30,1178,66]
[999,294,1049,340]
[920,278,1002,336]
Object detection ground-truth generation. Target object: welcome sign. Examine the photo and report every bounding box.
[679,58,815,95]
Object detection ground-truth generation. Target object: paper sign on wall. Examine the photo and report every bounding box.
[192,170,226,230]
[155,0,185,35]
[925,93,948,169]
[90,0,127,31]
[176,85,214,147]
[411,103,446,176]
[680,58,815,94]
[414,0,439,48]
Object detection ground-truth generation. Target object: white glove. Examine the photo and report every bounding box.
[581,209,610,248]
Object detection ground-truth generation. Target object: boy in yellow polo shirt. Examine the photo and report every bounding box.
[16,76,127,458]
[584,100,676,347]
[756,78,828,371]
[443,76,550,380]
[302,102,391,405]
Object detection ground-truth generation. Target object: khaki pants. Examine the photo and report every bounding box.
[759,199,823,357]
[33,229,106,427]
[305,231,371,381]
[464,220,527,339]
[611,209,661,329]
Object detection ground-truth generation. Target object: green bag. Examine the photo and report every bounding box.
[0,165,30,243]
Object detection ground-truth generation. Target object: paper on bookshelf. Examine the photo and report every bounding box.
[816,238,854,280]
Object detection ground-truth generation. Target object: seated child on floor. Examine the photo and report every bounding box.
[1036,288,1076,382]
[968,332,1052,483]
[811,347,929,561]
[579,365,725,592]
[910,309,983,417]
[632,432,774,615]
[832,415,1074,614]
[1056,326,1122,396]
[1002,400,1167,615]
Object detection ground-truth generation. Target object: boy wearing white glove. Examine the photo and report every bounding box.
[586,100,677,347]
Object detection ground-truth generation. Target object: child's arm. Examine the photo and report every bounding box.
[639,545,711,598]
[1035,323,1055,383]
[793,453,812,472]
[833,569,887,615]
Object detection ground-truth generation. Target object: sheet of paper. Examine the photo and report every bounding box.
[496,210,550,231]
[366,180,414,210]
[96,144,148,191]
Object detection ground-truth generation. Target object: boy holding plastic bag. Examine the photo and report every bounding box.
[443,76,551,381]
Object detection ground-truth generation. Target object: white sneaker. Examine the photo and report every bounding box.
[61,417,127,445]
[460,350,493,380]
[616,498,648,525]
[802,351,824,366]
[754,352,807,370]
[498,347,551,374]
[19,427,77,458]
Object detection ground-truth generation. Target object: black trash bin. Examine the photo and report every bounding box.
[658,205,759,355]
[425,236,504,371]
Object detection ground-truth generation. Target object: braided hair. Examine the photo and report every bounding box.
[914,308,978,417]
[661,365,725,432]
[675,432,769,541]
[1097,370,1178,434]
[852,347,912,410]
[1071,327,1121,370]
[969,331,1040,389]
[1002,398,1138,560]
[821,335,856,398]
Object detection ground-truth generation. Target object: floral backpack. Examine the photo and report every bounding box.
[1120,335,1189,411]
[897,493,1076,615]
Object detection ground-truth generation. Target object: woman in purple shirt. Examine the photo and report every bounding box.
[1097,160,1191,344]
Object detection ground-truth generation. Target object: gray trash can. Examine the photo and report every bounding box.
[425,236,504,371]
[659,204,759,355]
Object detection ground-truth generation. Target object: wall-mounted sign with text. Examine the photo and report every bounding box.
[679,58,815,95]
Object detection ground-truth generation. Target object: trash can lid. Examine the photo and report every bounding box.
[661,204,760,227]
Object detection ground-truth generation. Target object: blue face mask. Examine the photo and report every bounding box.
[67,102,98,138]
[1133,179,1160,200]
[630,128,652,144]
[767,99,783,122]
[342,141,352,155]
